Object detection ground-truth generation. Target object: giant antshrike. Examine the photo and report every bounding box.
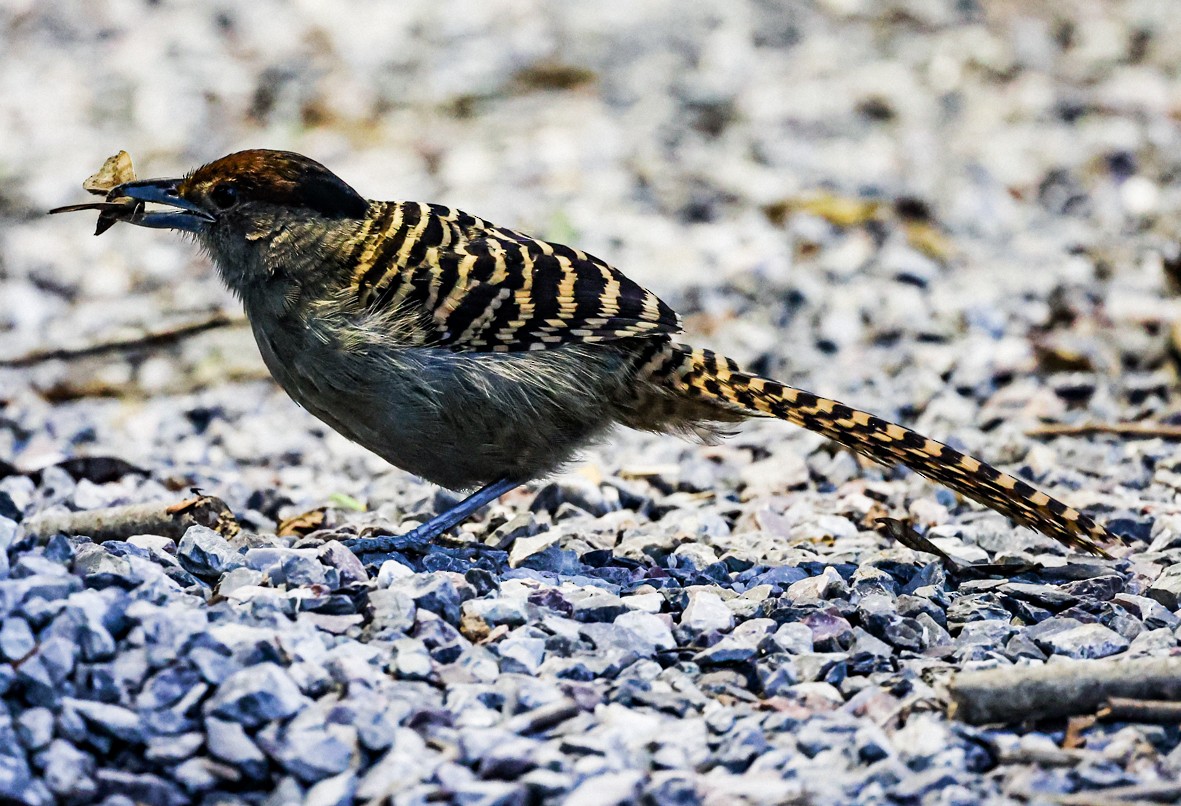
[53,150,1114,556]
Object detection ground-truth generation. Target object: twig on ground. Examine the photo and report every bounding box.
[1,312,240,368]
[947,658,1181,725]
[1049,781,1181,805]
[22,494,240,543]
[1027,422,1181,440]
[1097,697,1181,724]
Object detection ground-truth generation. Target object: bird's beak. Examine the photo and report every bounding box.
[108,178,217,232]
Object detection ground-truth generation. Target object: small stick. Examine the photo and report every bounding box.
[502,699,582,735]
[1050,781,1181,805]
[1098,697,1181,724]
[947,658,1181,725]
[1027,422,1181,440]
[22,494,239,543]
[1,313,239,368]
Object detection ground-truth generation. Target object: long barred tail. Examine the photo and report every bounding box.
[644,343,1113,556]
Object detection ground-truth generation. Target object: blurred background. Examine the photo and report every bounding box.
[2,0,1180,533]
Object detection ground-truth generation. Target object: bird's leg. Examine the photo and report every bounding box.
[343,477,521,556]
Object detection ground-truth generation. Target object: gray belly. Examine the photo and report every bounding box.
[248,317,637,490]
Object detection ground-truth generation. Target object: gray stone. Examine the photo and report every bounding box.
[1113,594,1180,631]
[15,707,53,751]
[375,559,415,587]
[0,752,35,805]
[486,513,542,550]
[760,622,814,655]
[1038,622,1130,659]
[393,638,434,680]
[1146,566,1181,612]
[508,532,561,566]
[39,739,96,799]
[317,541,368,586]
[496,633,546,675]
[304,770,358,806]
[206,662,307,727]
[0,617,35,661]
[217,567,266,597]
[785,567,845,604]
[569,588,629,623]
[63,698,143,742]
[261,721,356,783]
[366,587,417,635]
[463,597,531,627]
[73,544,136,586]
[178,526,244,579]
[144,732,204,764]
[680,590,733,633]
[565,771,643,806]
[614,611,675,651]
[394,574,466,623]
[450,780,527,806]
[207,717,268,778]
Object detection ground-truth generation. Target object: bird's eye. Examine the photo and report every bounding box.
[209,184,239,210]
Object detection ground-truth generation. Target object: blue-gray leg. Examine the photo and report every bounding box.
[342,477,520,556]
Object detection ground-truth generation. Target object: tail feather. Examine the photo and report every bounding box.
[646,343,1113,556]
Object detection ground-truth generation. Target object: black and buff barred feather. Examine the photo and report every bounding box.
[639,343,1113,556]
[65,149,1117,556]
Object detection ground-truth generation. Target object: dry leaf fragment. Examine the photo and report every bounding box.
[277,508,328,537]
[49,150,143,235]
[83,150,137,194]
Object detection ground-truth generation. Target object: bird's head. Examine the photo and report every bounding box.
[109,149,369,294]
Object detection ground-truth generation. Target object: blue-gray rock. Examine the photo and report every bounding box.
[695,633,760,665]
[565,771,643,806]
[1038,622,1130,659]
[392,638,434,680]
[245,547,336,588]
[0,617,34,661]
[73,544,137,588]
[614,611,675,651]
[137,665,204,710]
[0,751,37,806]
[397,574,469,624]
[206,662,307,727]
[64,698,143,742]
[2,574,82,619]
[365,588,417,638]
[39,739,96,800]
[95,769,188,806]
[259,721,356,783]
[1113,594,1180,631]
[12,553,69,578]
[450,780,527,806]
[317,541,368,587]
[756,655,798,697]
[304,770,358,806]
[680,590,733,633]
[15,707,53,751]
[171,757,222,793]
[496,633,546,675]
[1146,564,1181,611]
[177,526,244,579]
[569,589,629,623]
[946,593,1010,627]
[46,604,117,663]
[463,598,531,628]
[206,717,268,779]
[144,732,204,764]
[17,635,77,706]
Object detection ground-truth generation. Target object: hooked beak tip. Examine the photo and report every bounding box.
[112,179,216,224]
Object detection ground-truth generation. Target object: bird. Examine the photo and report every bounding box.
[51,149,1114,557]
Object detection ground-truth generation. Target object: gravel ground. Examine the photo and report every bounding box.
[3,1,1181,804]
